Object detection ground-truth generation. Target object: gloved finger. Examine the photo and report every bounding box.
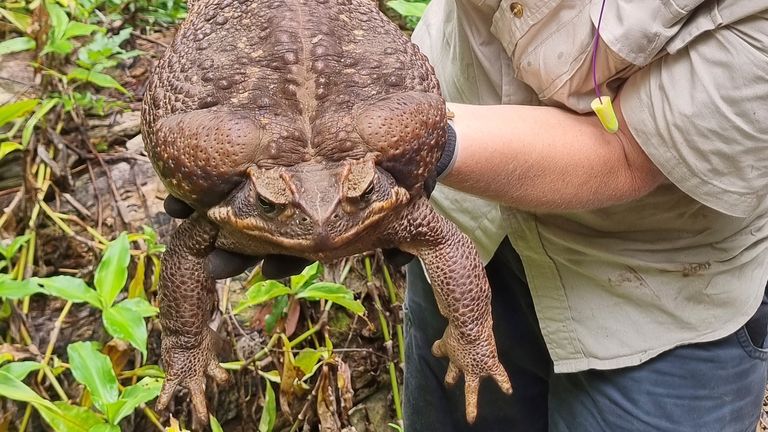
[206,249,261,279]
[382,248,416,267]
[262,255,313,279]
[164,195,195,219]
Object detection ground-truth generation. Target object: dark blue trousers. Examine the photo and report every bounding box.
[403,239,768,432]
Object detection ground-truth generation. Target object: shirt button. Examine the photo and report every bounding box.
[510,2,524,17]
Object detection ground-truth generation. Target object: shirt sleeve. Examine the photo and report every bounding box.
[620,13,768,217]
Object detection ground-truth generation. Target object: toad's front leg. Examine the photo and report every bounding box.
[390,198,512,423]
[155,215,228,426]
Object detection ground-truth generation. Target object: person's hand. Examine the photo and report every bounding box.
[163,195,311,279]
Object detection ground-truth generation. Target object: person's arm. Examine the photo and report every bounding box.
[441,96,667,212]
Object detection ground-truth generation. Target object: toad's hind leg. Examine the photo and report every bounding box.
[155,215,228,426]
[388,198,512,423]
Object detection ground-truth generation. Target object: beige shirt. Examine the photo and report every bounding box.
[413,0,768,372]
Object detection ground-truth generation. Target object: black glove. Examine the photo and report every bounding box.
[424,122,457,198]
[164,195,311,279]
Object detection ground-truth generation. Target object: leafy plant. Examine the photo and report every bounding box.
[235,262,365,333]
[387,0,430,30]
[0,342,162,431]
[0,233,158,356]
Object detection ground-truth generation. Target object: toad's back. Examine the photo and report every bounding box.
[143,0,440,166]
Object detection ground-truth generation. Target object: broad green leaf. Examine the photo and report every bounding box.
[293,349,322,375]
[1,234,31,260]
[63,21,100,40]
[45,0,69,40]
[88,424,119,432]
[387,0,428,17]
[290,261,322,292]
[0,99,38,128]
[264,295,289,334]
[234,280,291,314]
[295,282,365,315]
[0,142,23,160]
[35,275,101,308]
[106,377,161,424]
[0,276,45,299]
[0,370,57,409]
[38,401,104,432]
[94,232,130,308]
[0,36,35,55]
[103,302,148,356]
[257,369,281,384]
[258,381,276,432]
[0,361,42,380]
[21,98,59,147]
[210,415,224,432]
[67,68,128,94]
[41,38,74,55]
[67,342,119,413]
[0,8,32,33]
[117,297,158,317]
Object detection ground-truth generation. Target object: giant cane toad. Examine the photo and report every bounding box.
[142,0,511,425]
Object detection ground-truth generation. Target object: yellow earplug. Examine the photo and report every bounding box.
[591,96,619,133]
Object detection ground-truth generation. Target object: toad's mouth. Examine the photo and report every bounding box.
[207,187,411,255]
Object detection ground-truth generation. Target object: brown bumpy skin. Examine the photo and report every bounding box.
[142,0,511,426]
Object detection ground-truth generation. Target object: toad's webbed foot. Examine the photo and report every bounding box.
[432,320,512,422]
[156,328,229,426]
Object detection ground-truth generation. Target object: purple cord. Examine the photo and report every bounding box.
[591,0,608,100]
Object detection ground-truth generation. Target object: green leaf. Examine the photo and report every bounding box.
[0,99,39,129]
[116,297,158,317]
[41,38,74,55]
[94,232,130,308]
[63,21,100,40]
[22,98,59,147]
[38,401,104,432]
[105,377,161,424]
[0,8,32,34]
[0,370,57,409]
[103,302,149,356]
[0,36,36,55]
[264,295,289,334]
[258,380,276,432]
[289,261,322,292]
[0,276,45,299]
[0,142,23,160]
[0,361,42,380]
[387,0,428,17]
[35,276,101,308]
[0,234,31,260]
[67,342,119,413]
[234,280,291,314]
[295,282,365,315]
[45,0,69,41]
[293,349,322,375]
[88,424,120,432]
[210,415,224,432]
[67,67,128,94]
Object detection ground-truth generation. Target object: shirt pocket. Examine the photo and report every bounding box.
[490,0,596,107]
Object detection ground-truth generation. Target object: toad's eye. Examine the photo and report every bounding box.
[258,195,278,215]
[361,182,375,201]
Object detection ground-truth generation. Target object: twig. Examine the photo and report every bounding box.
[131,31,169,48]
[36,301,73,382]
